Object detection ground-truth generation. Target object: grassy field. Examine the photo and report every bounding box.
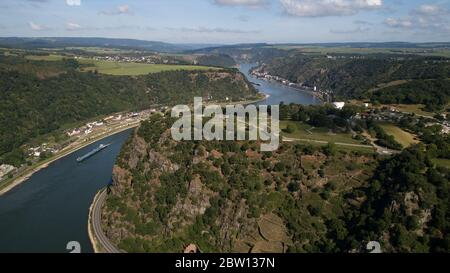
[379,123,419,147]
[25,54,65,61]
[24,54,216,75]
[368,80,410,93]
[79,59,216,75]
[280,121,363,145]
[432,158,450,169]
[391,104,436,117]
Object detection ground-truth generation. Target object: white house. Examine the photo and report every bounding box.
[333,102,346,110]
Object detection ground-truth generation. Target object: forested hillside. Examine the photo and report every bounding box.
[102,113,449,253]
[191,44,289,63]
[262,54,450,109]
[196,54,236,67]
[0,55,258,166]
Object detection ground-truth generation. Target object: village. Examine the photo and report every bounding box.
[84,54,190,65]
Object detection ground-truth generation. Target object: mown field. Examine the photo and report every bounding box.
[80,59,215,75]
[390,104,436,117]
[25,54,65,61]
[379,123,419,148]
[24,54,216,75]
[432,158,450,169]
[280,121,363,145]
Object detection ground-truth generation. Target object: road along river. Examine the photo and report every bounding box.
[0,130,132,253]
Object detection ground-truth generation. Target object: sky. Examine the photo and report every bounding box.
[0,0,449,44]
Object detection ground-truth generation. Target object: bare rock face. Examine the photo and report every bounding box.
[127,135,147,170]
[148,150,179,174]
[167,177,215,231]
[111,165,132,194]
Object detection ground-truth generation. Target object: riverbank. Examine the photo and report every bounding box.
[88,189,103,253]
[0,92,269,198]
[214,93,268,106]
[0,122,140,197]
[88,188,122,253]
[254,76,325,102]
[238,63,322,106]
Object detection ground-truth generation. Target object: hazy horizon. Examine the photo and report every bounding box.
[1,36,450,46]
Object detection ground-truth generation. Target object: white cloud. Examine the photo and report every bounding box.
[330,26,370,34]
[66,0,81,6]
[414,4,448,16]
[118,5,130,13]
[100,4,132,15]
[167,26,259,34]
[279,0,383,17]
[213,0,268,7]
[29,21,48,31]
[385,18,413,28]
[385,4,450,33]
[66,22,82,31]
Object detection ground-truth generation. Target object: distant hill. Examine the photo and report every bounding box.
[275,42,450,49]
[196,54,236,67]
[2,38,449,54]
[0,37,218,53]
[191,42,450,53]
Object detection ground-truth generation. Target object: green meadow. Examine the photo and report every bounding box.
[79,59,216,75]
[24,54,216,76]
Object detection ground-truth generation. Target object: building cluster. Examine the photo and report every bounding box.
[0,164,16,181]
[28,143,59,158]
[67,120,105,137]
[326,55,366,60]
[427,118,450,135]
[20,108,162,166]
[65,108,160,139]
[354,106,403,122]
[90,55,183,65]
[353,106,450,135]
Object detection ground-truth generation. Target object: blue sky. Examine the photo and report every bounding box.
[0,0,449,44]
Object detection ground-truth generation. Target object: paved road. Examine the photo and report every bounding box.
[282,137,375,149]
[361,132,401,155]
[91,189,121,253]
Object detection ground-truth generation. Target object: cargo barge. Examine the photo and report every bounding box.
[76,144,110,163]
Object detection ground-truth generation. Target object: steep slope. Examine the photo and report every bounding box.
[261,54,450,109]
[102,114,378,253]
[102,113,449,253]
[0,55,258,166]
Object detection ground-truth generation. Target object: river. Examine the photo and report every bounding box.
[238,63,321,106]
[0,130,132,253]
[0,64,318,253]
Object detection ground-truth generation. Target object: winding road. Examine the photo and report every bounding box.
[90,189,122,253]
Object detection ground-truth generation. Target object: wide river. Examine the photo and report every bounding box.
[0,64,319,253]
[239,63,321,106]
